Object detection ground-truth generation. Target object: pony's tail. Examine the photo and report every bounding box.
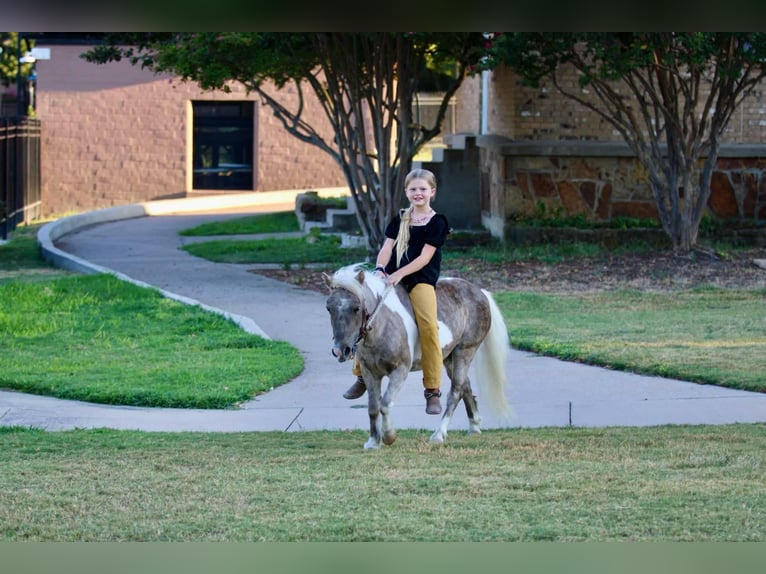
[474,289,513,422]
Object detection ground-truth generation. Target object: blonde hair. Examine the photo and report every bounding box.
[395,169,437,266]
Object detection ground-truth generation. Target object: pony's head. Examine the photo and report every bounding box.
[325,264,387,362]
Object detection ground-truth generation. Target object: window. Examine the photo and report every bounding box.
[192,101,254,190]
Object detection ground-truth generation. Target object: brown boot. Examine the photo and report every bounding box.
[424,388,442,415]
[343,376,367,399]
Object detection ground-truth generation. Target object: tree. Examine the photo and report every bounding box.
[489,32,766,252]
[1,33,35,89]
[83,33,487,255]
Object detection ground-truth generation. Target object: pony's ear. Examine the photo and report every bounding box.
[322,272,334,291]
[355,269,366,285]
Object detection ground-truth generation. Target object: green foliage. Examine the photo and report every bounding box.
[0,33,34,88]
[509,210,661,230]
[83,33,489,97]
[488,33,766,90]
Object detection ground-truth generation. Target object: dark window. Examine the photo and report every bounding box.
[192,101,254,190]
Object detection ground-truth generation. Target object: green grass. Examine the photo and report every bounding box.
[495,288,766,393]
[181,231,367,265]
[444,240,605,264]
[179,211,300,236]
[0,273,302,408]
[3,222,765,543]
[1,424,764,541]
[0,234,46,270]
[0,230,73,284]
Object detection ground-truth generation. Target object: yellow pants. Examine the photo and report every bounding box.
[353,283,442,390]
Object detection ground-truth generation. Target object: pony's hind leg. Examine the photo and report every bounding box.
[429,351,481,444]
[429,356,463,444]
[429,383,460,445]
[461,387,482,435]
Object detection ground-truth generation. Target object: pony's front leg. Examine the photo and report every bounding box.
[380,366,409,446]
[364,377,383,450]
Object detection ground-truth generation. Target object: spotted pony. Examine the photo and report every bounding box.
[326,263,513,449]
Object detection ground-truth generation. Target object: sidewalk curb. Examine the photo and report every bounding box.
[36,189,345,340]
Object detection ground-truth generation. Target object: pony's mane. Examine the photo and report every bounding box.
[331,263,388,301]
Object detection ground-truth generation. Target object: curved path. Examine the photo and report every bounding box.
[2,198,764,432]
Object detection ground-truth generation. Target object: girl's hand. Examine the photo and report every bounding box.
[386,272,403,286]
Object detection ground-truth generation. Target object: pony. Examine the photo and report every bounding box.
[325,263,513,449]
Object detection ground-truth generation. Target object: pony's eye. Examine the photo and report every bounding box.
[353,306,360,314]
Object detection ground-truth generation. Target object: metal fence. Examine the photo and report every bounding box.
[1,117,41,240]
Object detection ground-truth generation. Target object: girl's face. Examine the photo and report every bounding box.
[405,177,435,208]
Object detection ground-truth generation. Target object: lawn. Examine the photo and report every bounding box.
[1,230,302,408]
[1,424,764,541]
[495,287,766,393]
[2,218,765,544]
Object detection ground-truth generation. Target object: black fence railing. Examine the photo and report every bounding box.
[1,117,41,240]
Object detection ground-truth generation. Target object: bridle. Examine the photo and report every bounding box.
[352,284,394,348]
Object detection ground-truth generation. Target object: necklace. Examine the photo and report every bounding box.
[410,209,434,225]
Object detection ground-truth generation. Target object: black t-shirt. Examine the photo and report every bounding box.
[384,212,449,291]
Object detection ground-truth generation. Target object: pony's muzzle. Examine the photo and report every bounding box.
[331,345,355,362]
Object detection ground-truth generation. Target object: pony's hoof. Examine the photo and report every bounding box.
[363,438,381,450]
[429,431,445,445]
[468,425,482,436]
[382,430,397,445]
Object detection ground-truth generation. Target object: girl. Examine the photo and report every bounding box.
[343,168,449,414]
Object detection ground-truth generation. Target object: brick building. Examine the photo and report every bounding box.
[24,36,766,235]
[451,64,766,239]
[33,40,347,217]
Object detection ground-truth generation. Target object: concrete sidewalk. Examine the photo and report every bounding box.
[1,194,764,433]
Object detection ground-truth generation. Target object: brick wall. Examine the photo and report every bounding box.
[456,64,766,144]
[454,75,481,134]
[35,44,346,217]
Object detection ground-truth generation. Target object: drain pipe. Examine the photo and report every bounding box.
[480,32,493,135]
[481,69,489,135]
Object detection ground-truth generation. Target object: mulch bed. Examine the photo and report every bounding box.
[252,248,766,295]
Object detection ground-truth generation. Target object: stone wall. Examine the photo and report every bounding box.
[475,138,766,239]
[34,44,346,217]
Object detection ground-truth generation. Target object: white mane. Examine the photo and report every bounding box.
[330,263,388,302]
